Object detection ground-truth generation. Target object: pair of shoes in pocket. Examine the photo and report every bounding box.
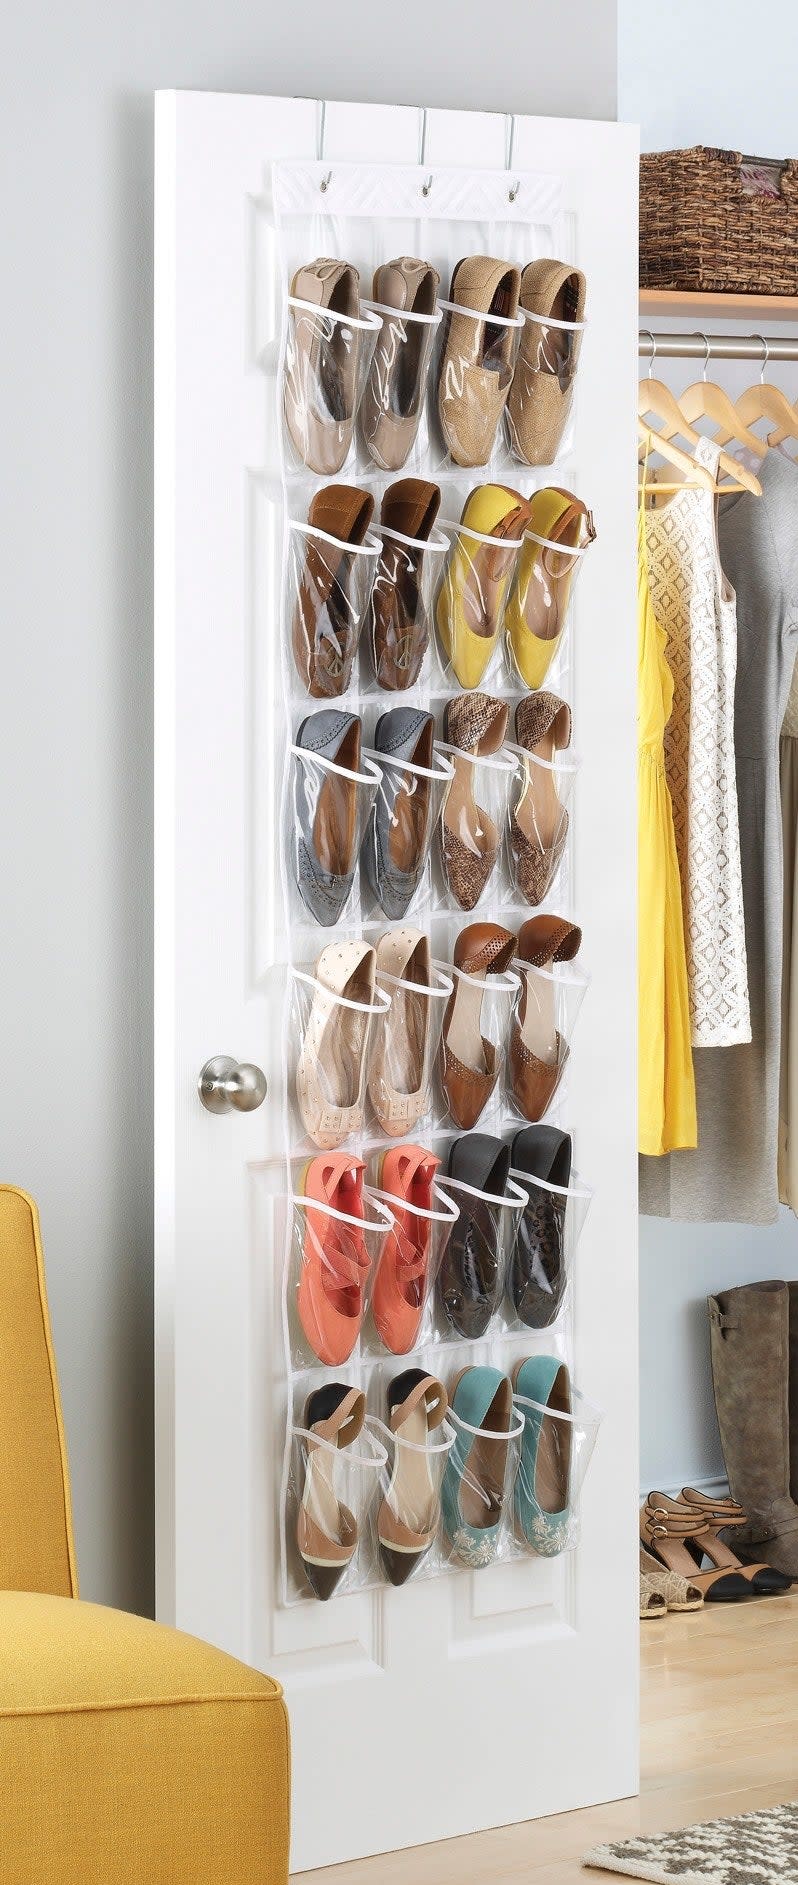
[296,1143,444,1364]
[436,481,595,691]
[440,689,573,909]
[438,1124,574,1338]
[285,256,440,475]
[297,1369,449,1597]
[438,916,585,1130]
[291,478,442,697]
[442,1354,582,1567]
[293,705,443,925]
[295,928,444,1148]
[438,255,587,468]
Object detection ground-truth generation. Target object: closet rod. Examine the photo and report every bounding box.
[639,329,798,362]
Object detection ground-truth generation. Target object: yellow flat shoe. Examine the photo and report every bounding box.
[436,484,529,690]
[505,487,595,689]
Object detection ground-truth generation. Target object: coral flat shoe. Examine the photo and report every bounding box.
[297,1383,367,1600]
[372,1144,442,1354]
[505,488,595,689]
[436,484,529,690]
[297,1153,368,1364]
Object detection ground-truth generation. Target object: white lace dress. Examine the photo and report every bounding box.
[643,435,751,1048]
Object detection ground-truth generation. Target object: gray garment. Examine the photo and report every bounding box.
[641,449,798,1223]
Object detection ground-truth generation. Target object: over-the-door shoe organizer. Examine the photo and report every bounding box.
[269,161,601,1604]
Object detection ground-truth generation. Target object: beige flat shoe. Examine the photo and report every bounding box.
[296,939,378,1148]
[506,259,587,466]
[369,929,434,1136]
[361,258,440,471]
[285,259,363,475]
[437,256,521,467]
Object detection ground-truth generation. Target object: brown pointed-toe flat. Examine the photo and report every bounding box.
[510,692,572,903]
[439,922,516,1129]
[369,478,441,691]
[441,692,509,910]
[292,484,375,697]
[508,916,581,1123]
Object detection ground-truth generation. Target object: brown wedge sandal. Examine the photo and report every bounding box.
[640,1493,750,1603]
[639,1544,703,1613]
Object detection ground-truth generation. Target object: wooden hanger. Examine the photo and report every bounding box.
[678,333,766,454]
[715,337,798,450]
[638,342,761,496]
[637,418,715,496]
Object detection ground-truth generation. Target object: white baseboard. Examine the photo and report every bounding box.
[639,1471,729,1502]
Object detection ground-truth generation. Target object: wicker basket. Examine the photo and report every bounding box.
[640,147,798,295]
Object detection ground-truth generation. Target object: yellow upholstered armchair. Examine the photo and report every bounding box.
[0,1186,290,1883]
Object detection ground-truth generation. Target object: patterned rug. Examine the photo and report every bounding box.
[583,1803,798,1883]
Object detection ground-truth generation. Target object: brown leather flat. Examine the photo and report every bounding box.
[370,479,441,691]
[292,484,375,697]
[439,922,516,1130]
[508,916,581,1123]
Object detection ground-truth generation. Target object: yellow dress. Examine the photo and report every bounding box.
[638,504,697,1154]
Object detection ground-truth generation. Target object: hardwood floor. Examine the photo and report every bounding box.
[293,1594,798,1883]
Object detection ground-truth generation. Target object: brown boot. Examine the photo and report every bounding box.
[790,1282,798,1501]
[708,1281,798,1578]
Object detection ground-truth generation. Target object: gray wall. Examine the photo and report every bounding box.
[1,5,617,1615]
[619,0,798,1494]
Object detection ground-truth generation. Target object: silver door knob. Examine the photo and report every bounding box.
[198,1056,267,1115]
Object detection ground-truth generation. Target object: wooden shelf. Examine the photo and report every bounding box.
[640,288,798,320]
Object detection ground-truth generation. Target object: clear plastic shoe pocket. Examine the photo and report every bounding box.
[436,522,525,680]
[507,1167,594,1329]
[288,743,383,923]
[283,1418,387,1603]
[437,742,517,904]
[513,1388,602,1557]
[508,529,591,655]
[368,1409,456,1582]
[364,1181,460,1354]
[435,300,525,467]
[436,1172,529,1307]
[512,959,590,1062]
[367,525,449,691]
[359,301,442,469]
[359,745,454,917]
[286,518,382,697]
[285,1190,396,1369]
[506,744,581,899]
[289,966,392,1146]
[283,298,381,472]
[442,1401,525,1568]
[368,964,453,1133]
[437,961,521,1113]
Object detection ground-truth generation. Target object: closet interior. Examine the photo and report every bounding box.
[637,313,798,1607]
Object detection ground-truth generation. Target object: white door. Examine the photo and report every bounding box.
[155,90,640,1873]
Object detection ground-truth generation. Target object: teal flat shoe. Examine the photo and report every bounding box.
[513,1355,573,1556]
[442,1366,515,1567]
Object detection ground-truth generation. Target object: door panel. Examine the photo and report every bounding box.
[155,90,639,1871]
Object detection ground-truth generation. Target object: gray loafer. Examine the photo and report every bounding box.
[294,710,362,926]
[362,709,435,919]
